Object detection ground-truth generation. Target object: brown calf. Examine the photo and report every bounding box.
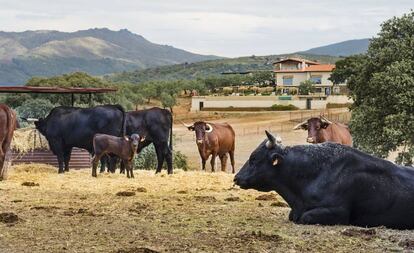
[183,121,236,173]
[92,134,141,178]
[293,116,352,146]
[0,104,18,180]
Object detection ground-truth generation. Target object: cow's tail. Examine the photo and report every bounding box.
[168,110,173,151]
[115,104,126,137]
[4,106,15,142]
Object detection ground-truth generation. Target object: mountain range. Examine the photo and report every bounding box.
[0,28,219,85]
[0,28,370,85]
[300,39,370,57]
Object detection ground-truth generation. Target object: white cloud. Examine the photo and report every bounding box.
[0,0,412,56]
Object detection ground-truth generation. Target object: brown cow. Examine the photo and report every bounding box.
[92,134,142,178]
[0,104,18,180]
[183,121,236,173]
[293,116,352,146]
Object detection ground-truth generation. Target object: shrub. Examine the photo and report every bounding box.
[133,140,189,171]
[270,104,299,111]
[326,103,353,109]
[16,99,58,127]
[298,80,315,95]
[134,144,158,170]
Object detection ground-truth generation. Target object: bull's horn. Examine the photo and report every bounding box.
[320,116,333,124]
[181,121,194,128]
[140,136,146,142]
[265,130,283,149]
[20,117,39,122]
[266,130,275,148]
[293,120,308,130]
[205,123,213,133]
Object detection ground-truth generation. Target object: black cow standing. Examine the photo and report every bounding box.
[124,107,173,174]
[35,105,126,174]
[234,131,414,229]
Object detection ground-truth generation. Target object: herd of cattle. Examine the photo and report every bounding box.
[1,103,414,230]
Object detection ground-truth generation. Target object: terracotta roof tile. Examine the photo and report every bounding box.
[304,64,335,72]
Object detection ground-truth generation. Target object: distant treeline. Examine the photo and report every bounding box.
[106,54,341,84]
[0,71,277,119]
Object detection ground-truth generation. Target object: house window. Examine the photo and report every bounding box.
[310,75,322,84]
[283,76,293,85]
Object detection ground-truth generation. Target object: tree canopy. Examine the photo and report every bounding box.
[331,11,414,165]
[298,80,315,95]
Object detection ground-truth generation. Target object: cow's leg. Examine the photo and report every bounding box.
[63,148,72,172]
[92,154,102,177]
[298,206,349,225]
[0,148,5,175]
[108,156,117,173]
[229,150,235,174]
[125,160,131,178]
[154,142,166,174]
[120,160,125,174]
[219,154,228,172]
[201,158,206,171]
[100,156,107,173]
[210,152,217,172]
[129,162,134,178]
[165,147,173,174]
[49,141,65,174]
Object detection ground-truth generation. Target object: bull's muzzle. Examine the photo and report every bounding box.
[197,139,203,144]
[307,137,315,143]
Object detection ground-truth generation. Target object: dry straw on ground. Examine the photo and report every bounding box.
[1,163,413,252]
[11,127,49,154]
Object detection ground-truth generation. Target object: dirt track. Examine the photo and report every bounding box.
[175,108,350,170]
[1,165,414,253]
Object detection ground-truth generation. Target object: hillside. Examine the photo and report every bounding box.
[0,28,219,85]
[300,39,370,57]
[107,53,341,84]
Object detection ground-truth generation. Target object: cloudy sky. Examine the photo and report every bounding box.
[0,1,412,57]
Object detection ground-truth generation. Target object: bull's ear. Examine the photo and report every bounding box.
[321,122,330,129]
[188,126,195,131]
[271,153,284,166]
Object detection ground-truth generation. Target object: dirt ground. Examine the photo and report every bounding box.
[174,108,349,170]
[1,164,414,253]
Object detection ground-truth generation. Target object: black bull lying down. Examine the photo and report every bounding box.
[234,131,414,229]
[34,105,172,174]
